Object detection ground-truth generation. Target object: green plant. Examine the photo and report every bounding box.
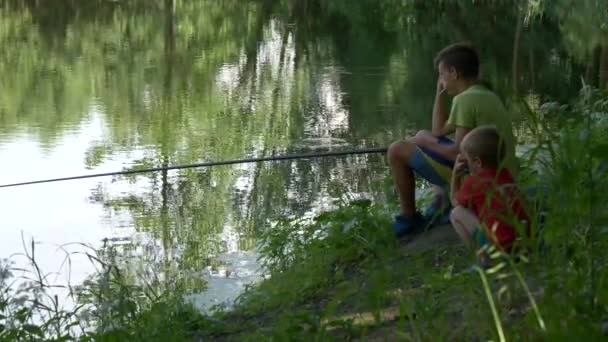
[0,237,210,341]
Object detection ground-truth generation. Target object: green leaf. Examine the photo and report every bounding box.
[22,324,44,336]
[591,144,608,159]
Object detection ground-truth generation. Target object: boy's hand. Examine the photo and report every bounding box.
[454,154,468,175]
[450,154,466,207]
[436,78,446,95]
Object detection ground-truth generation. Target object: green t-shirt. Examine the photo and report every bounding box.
[446,84,518,174]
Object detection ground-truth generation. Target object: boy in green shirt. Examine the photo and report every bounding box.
[388,42,518,237]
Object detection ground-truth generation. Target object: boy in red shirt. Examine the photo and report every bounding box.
[449,126,529,263]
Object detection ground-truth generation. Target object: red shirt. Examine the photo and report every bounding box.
[456,168,529,249]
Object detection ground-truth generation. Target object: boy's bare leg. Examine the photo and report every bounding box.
[450,206,493,267]
[387,141,417,217]
[449,206,480,248]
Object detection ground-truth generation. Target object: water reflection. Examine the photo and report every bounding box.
[0,0,605,310]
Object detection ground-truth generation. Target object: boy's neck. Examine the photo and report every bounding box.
[454,79,479,94]
[471,166,495,176]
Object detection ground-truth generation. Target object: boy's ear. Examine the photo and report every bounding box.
[472,156,483,169]
[448,66,459,80]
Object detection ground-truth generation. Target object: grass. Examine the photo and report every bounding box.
[1,86,607,341]
[0,238,211,341]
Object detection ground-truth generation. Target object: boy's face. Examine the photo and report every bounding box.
[462,151,482,174]
[437,61,459,95]
[460,137,483,174]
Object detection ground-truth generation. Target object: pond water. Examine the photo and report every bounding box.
[0,0,603,311]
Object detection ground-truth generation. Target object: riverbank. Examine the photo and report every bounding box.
[200,196,605,341]
[196,208,536,340]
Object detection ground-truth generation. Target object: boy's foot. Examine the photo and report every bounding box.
[392,212,426,238]
[458,258,493,275]
[478,255,493,269]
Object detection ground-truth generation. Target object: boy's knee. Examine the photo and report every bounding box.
[449,206,465,222]
[410,130,433,145]
[414,130,432,139]
[387,141,415,164]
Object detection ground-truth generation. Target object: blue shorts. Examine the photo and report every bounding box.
[409,136,455,187]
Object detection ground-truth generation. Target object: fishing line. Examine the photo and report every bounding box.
[0,147,388,189]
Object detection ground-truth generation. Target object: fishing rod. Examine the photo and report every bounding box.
[0,147,388,189]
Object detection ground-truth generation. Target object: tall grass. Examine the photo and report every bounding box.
[0,237,208,341]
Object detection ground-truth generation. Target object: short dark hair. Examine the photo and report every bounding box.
[434,42,480,79]
[462,126,506,169]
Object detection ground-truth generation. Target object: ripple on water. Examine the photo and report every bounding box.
[296,137,349,150]
[186,250,263,313]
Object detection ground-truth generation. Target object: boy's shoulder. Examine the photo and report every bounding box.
[476,168,515,183]
[461,171,493,193]
[463,169,511,192]
[454,85,501,105]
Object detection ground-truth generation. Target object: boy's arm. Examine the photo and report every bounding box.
[432,81,450,137]
[450,172,462,207]
[450,154,468,207]
[417,126,470,161]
